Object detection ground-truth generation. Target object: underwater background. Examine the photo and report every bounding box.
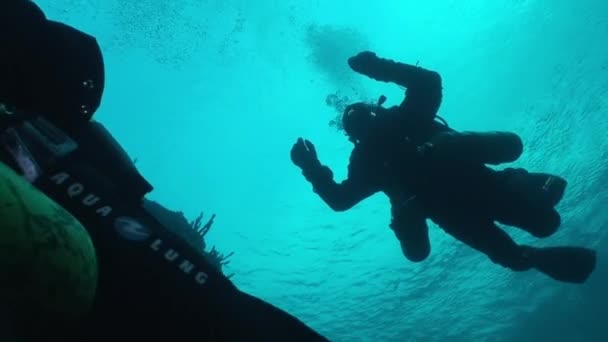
[36,0,607,341]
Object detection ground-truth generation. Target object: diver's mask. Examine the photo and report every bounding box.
[342,95,388,143]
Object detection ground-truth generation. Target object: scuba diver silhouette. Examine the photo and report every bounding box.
[291,51,596,284]
[0,1,329,341]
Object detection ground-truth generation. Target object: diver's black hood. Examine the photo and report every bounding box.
[0,0,105,133]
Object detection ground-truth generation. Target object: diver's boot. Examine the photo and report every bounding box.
[522,245,597,284]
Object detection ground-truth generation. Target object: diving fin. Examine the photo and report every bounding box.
[525,246,596,284]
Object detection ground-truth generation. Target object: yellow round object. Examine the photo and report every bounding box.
[0,161,98,321]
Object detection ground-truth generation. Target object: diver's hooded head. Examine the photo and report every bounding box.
[0,1,105,133]
[342,99,390,144]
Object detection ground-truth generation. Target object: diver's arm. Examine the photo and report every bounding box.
[372,57,443,126]
[302,162,376,212]
[349,52,443,125]
[351,54,442,91]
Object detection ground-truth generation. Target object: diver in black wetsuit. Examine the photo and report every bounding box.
[0,1,328,341]
[291,51,597,284]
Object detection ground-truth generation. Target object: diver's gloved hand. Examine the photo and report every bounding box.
[290,138,321,171]
[348,51,379,75]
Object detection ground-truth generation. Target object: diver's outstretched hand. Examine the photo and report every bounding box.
[290,138,319,170]
[348,51,379,75]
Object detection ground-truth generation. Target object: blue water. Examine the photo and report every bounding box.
[37,0,608,341]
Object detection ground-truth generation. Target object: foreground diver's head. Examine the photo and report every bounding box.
[0,1,105,133]
[342,95,388,144]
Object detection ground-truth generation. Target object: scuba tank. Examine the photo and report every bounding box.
[422,131,524,166]
[0,106,98,331]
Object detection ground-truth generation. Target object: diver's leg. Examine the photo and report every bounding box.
[443,220,533,271]
[390,197,431,262]
[494,200,562,238]
[493,168,566,237]
[519,208,560,238]
[500,168,568,208]
[442,220,596,283]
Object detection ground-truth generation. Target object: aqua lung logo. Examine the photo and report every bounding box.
[48,171,208,286]
[50,172,113,216]
[150,239,209,285]
[114,216,151,241]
